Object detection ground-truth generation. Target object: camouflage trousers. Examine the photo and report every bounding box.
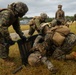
[41,56,54,71]
[28,51,54,71]
[0,27,9,58]
[52,33,76,60]
[0,42,9,58]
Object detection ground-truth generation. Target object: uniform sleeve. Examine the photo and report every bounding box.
[28,19,36,35]
[33,35,43,47]
[12,18,23,37]
[1,11,11,26]
[28,19,35,26]
[41,56,54,71]
[35,18,40,29]
[0,11,12,40]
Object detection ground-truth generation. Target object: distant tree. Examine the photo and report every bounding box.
[19,16,33,21]
[46,17,54,22]
[74,14,76,21]
[65,16,74,21]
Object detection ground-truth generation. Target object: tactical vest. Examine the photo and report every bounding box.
[49,26,70,46]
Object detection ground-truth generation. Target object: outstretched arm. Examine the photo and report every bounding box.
[33,35,43,47]
[13,18,23,37]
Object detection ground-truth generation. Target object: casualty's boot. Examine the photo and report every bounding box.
[28,51,42,66]
[65,51,76,60]
[41,57,58,74]
[49,67,58,74]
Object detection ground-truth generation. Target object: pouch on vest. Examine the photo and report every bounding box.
[52,32,65,46]
[56,26,70,36]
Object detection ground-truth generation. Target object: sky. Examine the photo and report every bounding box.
[0,0,76,17]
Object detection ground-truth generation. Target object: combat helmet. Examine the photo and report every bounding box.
[40,13,48,19]
[28,51,41,66]
[58,5,62,8]
[8,2,28,17]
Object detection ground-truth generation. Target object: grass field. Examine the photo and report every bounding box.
[8,25,29,33]
[0,23,76,75]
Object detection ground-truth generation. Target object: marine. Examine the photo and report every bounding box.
[55,5,65,24]
[43,23,76,61]
[30,22,76,61]
[28,23,57,74]
[28,13,48,36]
[52,33,76,60]
[0,2,28,65]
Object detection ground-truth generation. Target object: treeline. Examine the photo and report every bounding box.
[20,16,74,22]
[19,16,33,20]
[66,16,74,21]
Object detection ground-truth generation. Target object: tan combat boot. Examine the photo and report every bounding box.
[66,51,76,60]
[49,67,58,74]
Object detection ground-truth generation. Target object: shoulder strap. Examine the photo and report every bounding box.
[0,8,7,12]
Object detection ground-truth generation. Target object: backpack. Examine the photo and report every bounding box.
[51,26,70,46]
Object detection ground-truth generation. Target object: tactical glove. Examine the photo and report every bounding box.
[20,35,27,41]
[8,39,15,46]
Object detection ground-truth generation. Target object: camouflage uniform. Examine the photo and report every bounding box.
[52,33,76,60]
[28,49,56,73]
[33,26,76,60]
[33,35,44,47]
[0,2,28,58]
[28,24,57,73]
[41,24,76,60]
[28,13,48,36]
[55,5,65,24]
[32,23,59,56]
[31,40,57,73]
[33,23,49,47]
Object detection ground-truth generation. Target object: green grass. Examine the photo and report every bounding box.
[0,23,76,75]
